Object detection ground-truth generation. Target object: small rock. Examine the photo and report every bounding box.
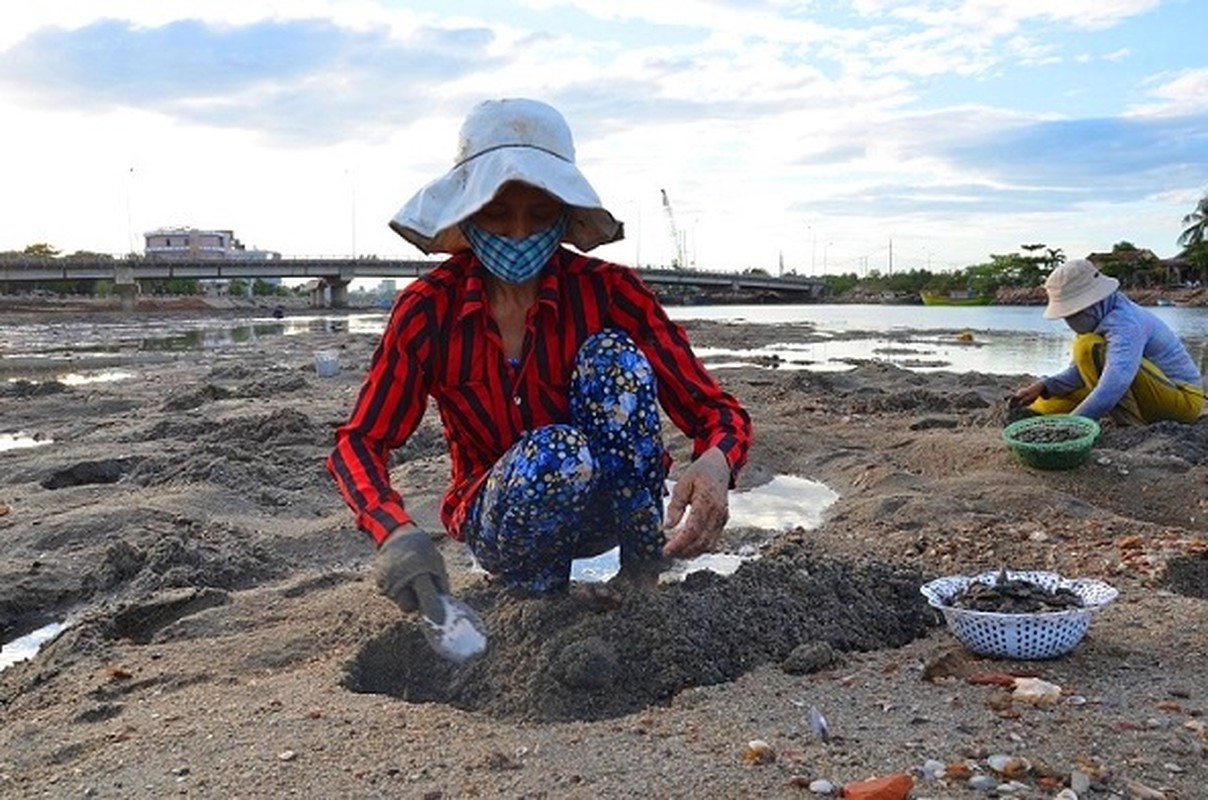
[968,775,998,793]
[782,642,840,675]
[277,750,297,762]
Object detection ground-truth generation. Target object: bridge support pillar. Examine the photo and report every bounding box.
[114,264,139,311]
[328,279,351,309]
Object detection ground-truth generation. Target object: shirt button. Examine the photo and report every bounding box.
[513,396,522,406]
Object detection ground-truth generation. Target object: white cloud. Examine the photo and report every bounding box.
[0,0,1203,269]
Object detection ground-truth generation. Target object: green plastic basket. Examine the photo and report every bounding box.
[1002,414,1100,470]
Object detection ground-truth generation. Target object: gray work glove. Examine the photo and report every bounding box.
[374,527,450,614]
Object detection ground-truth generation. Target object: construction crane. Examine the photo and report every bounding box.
[660,188,686,268]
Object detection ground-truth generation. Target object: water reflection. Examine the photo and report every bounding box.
[2,306,1205,378]
[0,621,65,671]
[696,330,1074,376]
[59,370,136,385]
[0,432,53,452]
[570,474,837,583]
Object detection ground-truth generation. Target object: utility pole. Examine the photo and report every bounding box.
[888,238,893,275]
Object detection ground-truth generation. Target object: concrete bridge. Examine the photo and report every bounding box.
[0,256,825,309]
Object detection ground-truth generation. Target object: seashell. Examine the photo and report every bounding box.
[808,705,830,740]
[986,753,1031,776]
[742,739,775,765]
[838,773,913,800]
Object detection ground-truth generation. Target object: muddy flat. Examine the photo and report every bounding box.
[1,312,1205,798]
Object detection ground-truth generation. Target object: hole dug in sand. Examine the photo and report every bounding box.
[343,549,936,722]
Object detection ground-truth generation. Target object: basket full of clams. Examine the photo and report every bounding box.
[920,568,1118,659]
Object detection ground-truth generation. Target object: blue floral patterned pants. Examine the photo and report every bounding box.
[463,330,667,593]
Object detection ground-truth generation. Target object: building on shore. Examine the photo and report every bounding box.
[143,227,281,295]
[144,227,280,261]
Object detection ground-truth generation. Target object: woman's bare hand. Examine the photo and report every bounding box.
[663,447,732,558]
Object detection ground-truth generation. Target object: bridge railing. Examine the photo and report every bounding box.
[1,255,825,293]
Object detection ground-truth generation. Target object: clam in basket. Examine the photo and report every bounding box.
[920,569,1118,660]
[1002,414,1100,470]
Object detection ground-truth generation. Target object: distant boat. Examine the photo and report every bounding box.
[920,290,994,306]
[1156,298,1175,307]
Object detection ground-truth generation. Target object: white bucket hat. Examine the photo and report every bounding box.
[1043,258,1120,319]
[388,98,624,255]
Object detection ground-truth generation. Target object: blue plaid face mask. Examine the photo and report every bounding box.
[461,212,569,285]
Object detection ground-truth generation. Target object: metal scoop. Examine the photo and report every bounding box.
[412,575,488,663]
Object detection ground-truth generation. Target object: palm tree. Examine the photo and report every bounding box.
[1179,191,1208,249]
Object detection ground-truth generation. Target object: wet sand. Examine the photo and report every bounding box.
[1,312,1206,798]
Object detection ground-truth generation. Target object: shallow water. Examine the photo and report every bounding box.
[0,621,65,670]
[0,432,53,452]
[4,304,1204,379]
[569,475,838,583]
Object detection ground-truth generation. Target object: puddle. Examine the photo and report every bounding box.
[0,432,53,452]
[0,621,66,671]
[59,369,136,385]
[570,474,837,583]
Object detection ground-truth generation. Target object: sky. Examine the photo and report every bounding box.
[1,0,1206,277]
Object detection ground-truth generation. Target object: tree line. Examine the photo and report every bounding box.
[0,244,294,298]
[824,190,1208,299]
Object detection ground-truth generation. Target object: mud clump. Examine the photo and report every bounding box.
[344,551,935,722]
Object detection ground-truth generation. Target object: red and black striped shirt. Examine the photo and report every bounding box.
[327,248,753,544]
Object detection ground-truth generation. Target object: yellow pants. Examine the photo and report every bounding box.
[1031,333,1205,424]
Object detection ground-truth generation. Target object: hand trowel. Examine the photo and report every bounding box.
[412,575,489,663]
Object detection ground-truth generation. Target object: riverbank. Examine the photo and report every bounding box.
[1,318,1205,798]
[3,283,1208,316]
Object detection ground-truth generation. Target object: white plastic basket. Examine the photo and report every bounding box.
[920,570,1118,660]
[313,350,341,377]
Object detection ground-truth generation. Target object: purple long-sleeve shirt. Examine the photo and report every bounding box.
[1043,292,1203,420]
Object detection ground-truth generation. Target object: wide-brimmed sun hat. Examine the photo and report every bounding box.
[388,98,624,255]
[1043,258,1120,319]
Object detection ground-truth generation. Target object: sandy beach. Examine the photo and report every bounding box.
[1,310,1206,799]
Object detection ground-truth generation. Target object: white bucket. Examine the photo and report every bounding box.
[313,350,341,377]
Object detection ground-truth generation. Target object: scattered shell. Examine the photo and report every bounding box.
[987,754,1032,777]
[1123,779,1167,799]
[808,778,836,794]
[742,739,775,765]
[838,773,913,800]
[1012,677,1063,705]
[968,774,999,792]
[808,705,830,741]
